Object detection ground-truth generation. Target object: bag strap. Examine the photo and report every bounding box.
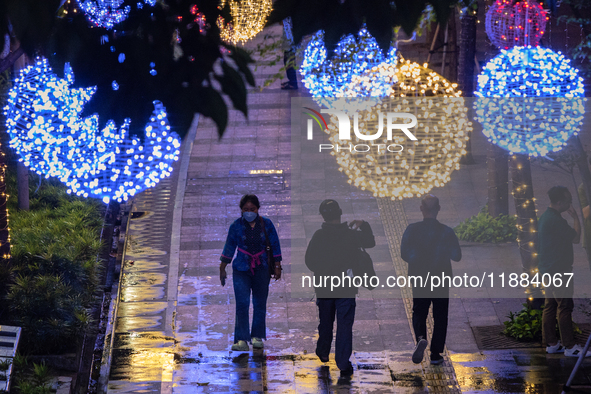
[259,216,273,262]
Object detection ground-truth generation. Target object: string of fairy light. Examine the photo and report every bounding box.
[2,0,272,212]
[476,0,586,300]
[74,0,156,29]
[326,58,470,200]
[296,2,581,303]
[485,0,548,49]
[300,25,471,199]
[300,27,398,108]
[301,25,469,199]
[217,0,272,44]
[64,0,271,43]
[0,148,9,260]
[474,47,585,157]
[4,58,181,204]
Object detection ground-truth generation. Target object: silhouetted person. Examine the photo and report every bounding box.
[305,199,375,377]
[539,186,590,357]
[401,194,461,365]
[281,17,298,90]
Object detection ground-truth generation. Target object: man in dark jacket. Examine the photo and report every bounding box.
[401,194,461,365]
[305,199,375,377]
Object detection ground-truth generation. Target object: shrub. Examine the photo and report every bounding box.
[1,171,104,354]
[6,274,93,354]
[503,303,543,341]
[12,360,52,394]
[454,207,517,243]
[503,303,581,342]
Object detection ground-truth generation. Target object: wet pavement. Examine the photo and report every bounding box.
[452,350,591,393]
[101,24,591,394]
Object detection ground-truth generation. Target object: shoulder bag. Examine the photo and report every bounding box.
[355,247,377,290]
[260,216,275,278]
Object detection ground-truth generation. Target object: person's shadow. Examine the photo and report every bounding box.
[318,365,332,391]
[318,364,353,389]
[231,352,249,366]
[231,350,269,391]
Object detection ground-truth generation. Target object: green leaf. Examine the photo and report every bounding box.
[364,0,396,55]
[227,45,256,87]
[393,0,428,36]
[7,0,61,56]
[216,62,248,117]
[428,0,457,28]
[197,87,228,138]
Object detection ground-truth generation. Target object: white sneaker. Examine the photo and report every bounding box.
[546,341,564,354]
[231,340,249,351]
[565,344,591,358]
[252,337,264,349]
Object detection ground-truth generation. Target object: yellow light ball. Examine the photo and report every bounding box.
[328,58,470,200]
[217,0,272,44]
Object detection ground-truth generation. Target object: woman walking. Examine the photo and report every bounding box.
[220,194,283,351]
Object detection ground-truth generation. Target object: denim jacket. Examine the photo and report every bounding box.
[220,216,283,272]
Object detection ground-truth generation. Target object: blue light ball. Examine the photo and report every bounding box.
[300,27,397,106]
[474,46,585,157]
[3,58,181,203]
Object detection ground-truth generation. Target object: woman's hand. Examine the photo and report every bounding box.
[273,265,282,280]
[220,262,228,286]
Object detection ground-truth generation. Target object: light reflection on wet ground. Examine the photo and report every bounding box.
[107,177,178,392]
[452,350,591,393]
[107,328,591,393]
[105,109,591,394]
[104,24,591,393]
[106,105,591,394]
[170,350,426,393]
[111,348,175,383]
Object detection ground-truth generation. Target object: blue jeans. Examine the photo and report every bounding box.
[233,266,270,343]
[316,298,355,371]
[284,49,297,86]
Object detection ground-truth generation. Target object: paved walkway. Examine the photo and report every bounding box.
[102,25,591,393]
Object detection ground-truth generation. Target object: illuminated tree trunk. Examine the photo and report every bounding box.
[458,5,477,165]
[0,147,10,260]
[488,144,509,217]
[510,154,542,304]
[0,144,10,319]
[510,154,538,271]
[0,42,13,265]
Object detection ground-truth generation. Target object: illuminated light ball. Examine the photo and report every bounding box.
[346,58,461,99]
[485,0,548,50]
[345,63,398,99]
[217,0,272,44]
[3,57,182,203]
[335,62,399,112]
[300,28,397,107]
[326,58,470,200]
[77,0,155,29]
[474,46,585,156]
[476,47,583,97]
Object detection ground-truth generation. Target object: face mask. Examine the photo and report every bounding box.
[242,211,258,222]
